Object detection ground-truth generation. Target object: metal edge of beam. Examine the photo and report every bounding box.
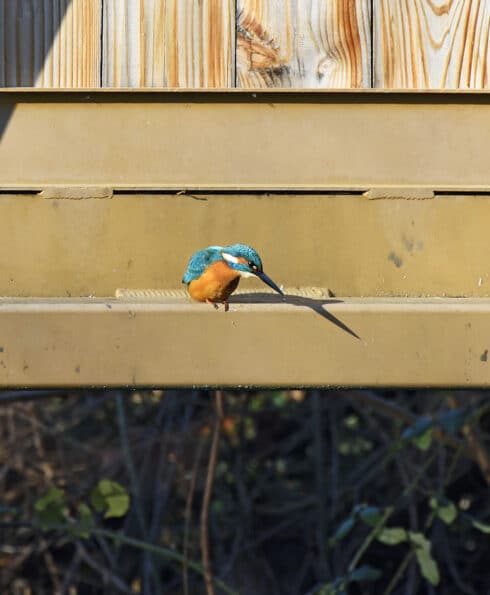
[0,297,489,388]
[2,87,490,97]
[1,89,490,191]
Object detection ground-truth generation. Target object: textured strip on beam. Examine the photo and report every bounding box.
[1,90,490,191]
[0,297,489,388]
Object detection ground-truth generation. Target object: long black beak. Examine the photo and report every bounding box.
[256,271,284,296]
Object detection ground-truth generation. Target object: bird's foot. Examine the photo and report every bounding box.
[223,301,229,312]
[206,299,219,310]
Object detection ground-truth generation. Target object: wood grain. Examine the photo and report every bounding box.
[102,0,235,88]
[237,0,371,88]
[0,0,101,87]
[374,0,490,88]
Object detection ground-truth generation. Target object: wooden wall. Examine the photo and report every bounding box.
[0,0,489,89]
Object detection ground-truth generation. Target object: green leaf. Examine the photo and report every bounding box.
[377,527,407,545]
[75,503,96,538]
[437,409,467,435]
[359,506,384,527]
[409,531,440,586]
[330,517,356,544]
[472,519,490,534]
[349,565,383,582]
[408,531,430,550]
[90,480,130,519]
[402,417,434,450]
[414,547,440,586]
[34,487,65,512]
[413,427,433,451]
[34,487,66,525]
[430,497,457,525]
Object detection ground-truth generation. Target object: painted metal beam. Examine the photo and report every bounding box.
[1,89,490,191]
[0,192,489,298]
[0,296,489,388]
[1,90,489,387]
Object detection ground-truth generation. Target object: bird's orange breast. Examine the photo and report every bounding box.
[188,261,241,303]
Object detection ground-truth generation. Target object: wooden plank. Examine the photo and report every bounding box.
[374,0,490,89]
[0,0,101,88]
[102,0,235,88]
[237,0,371,88]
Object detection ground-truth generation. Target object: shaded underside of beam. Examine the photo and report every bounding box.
[0,297,489,388]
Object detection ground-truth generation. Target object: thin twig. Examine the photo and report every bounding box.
[349,390,467,454]
[76,542,134,594]
[60,547,82,595]
[150,392,197,543]
[446,394,490,485]
[311,390,329,581]
[383,550,415,595]
[115,391,148,538]
[12,409,95,454]
[440,528,476,595]
[115,391,161,592]
[0,389,68,406]
[348,507,394,574]
[183,436,205,595]
[3,519,238,595]
[200,390,224,595]
[41,538,61,593]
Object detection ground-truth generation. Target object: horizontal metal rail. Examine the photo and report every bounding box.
[0,297,488,388]
[1,90,489,386]
[1,89,490,191]
[0,192,488,298]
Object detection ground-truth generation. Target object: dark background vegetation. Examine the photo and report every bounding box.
[1,388,490,594]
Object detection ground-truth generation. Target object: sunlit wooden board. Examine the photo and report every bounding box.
[237,0,371,88]
[102,0,235,87]
[374,0,490,88]
[0,0,101,87]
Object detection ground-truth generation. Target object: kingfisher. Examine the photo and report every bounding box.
[182,243,284,310]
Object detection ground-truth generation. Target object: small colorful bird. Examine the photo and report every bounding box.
[182,243,284,310]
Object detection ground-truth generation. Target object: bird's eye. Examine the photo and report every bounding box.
[250,263,258,271]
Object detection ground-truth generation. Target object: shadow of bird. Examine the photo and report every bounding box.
[230,292,361,340]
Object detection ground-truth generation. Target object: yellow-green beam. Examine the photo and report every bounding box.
[0,297,488,388]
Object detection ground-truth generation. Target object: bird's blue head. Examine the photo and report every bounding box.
[221,243,284,296]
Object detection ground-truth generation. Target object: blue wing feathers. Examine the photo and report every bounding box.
[182,247,223,284]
